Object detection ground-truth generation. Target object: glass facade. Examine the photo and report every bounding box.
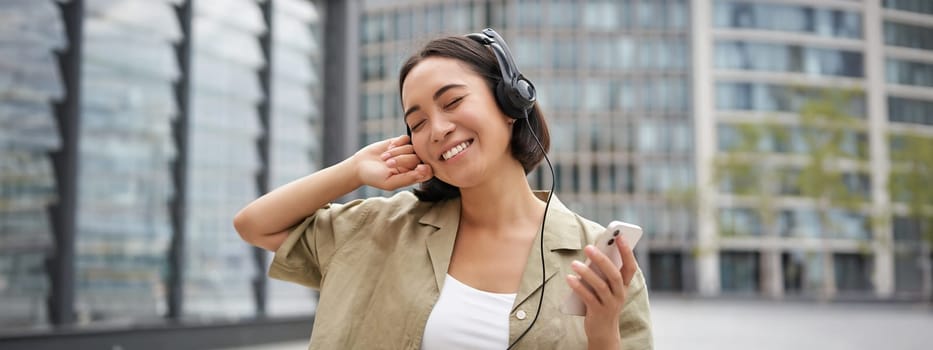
[781,251,805,293]
[883,0,933,15]
[266,0,322,316]
[648,252,683,291]
[714,1,862,38]
[719,208,762,237]
[834,253,873,292]
[716,82,867,117]
[888,97,933,126]
[720,251,760,293]
[184,0,265,318]
[715,41,864,77]
[73,0,179,323]
[884,21,933,51]
[1,0,323,334]
[886,59,933,87]
[0,0,64,328]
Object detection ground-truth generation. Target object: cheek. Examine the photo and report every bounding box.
[411,139,430,163]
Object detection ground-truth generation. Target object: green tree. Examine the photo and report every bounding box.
[677,88,873,298]
[794,89,868,238]
[889,131,933,245]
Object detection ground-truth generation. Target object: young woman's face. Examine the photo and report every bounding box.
[401,57,516,189]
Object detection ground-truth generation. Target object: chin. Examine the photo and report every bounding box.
[436,168,489,190]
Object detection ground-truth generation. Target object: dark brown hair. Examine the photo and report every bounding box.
[398,35,550,202]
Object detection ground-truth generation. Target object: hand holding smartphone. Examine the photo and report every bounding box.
[560,221,643,316]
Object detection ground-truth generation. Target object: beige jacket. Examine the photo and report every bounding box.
[270,191,653,349]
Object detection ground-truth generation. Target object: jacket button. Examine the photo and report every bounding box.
[516,310,527,320]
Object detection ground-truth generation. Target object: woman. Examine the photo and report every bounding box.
[233,30,653,349]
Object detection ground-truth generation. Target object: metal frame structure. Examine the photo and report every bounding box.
[47,0,84,327]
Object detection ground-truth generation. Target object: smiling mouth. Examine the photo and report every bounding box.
[442,140,473,161]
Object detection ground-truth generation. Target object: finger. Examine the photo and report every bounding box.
[584,245,625,298]
[381,144,415,161]
[383,164,432,188]
[570,259,610,305]
[386,154,422,172]
[565,275,600,313]
[617,238,638,287]
[388,134,410,149]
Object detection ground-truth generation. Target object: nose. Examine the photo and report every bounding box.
[429,115,455,143]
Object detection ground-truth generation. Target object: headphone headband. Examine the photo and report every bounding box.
[467,28,536,119]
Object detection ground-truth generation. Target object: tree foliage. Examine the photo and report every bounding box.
[889,131,933,244]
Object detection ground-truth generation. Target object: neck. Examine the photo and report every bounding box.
[458,163,546,235]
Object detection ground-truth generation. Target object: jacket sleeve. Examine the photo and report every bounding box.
[619,267,654,349]
[267,198,373,289]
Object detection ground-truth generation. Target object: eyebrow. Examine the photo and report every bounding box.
[403,84,467,120]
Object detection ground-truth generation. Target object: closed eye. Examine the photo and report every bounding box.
[409,119,426,131]
[444,96,464,110]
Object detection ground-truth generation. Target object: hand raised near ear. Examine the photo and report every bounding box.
[354,135,433,191]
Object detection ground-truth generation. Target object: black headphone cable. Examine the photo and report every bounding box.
[507,109,555,349]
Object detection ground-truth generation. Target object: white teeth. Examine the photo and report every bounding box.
[443,141,471,160]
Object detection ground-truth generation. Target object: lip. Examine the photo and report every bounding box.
[438,138,474,161]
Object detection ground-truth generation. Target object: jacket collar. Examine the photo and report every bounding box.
[421,191,583,309]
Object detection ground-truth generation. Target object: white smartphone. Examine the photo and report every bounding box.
[560,221,643,316]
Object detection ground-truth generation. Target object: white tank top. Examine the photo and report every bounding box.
[421,274,517,350]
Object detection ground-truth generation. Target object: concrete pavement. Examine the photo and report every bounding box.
[225,297,933,349]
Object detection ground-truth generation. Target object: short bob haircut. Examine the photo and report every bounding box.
[398,35,550,202]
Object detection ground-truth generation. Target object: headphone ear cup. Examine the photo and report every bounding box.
[495,80,525,120]
[512,78,536,112]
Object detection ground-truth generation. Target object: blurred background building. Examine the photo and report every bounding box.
[1,0,931,348]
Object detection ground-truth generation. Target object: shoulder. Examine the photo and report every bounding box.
[573,214,606,245]
[351,190,443,223]
[544,193,605,246]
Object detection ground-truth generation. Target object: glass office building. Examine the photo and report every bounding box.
[1,0,324,346]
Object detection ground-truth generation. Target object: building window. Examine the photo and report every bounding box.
[889,97,933,126]
[548,0,578,28]
[584,79,611,112]
[893,216,924,242]
[715,41,864,77]
[883,0,933,15]
[719,208,762,236]
[513,36,544,69]
[715,82,866,117]
[887,59,933,87]
[552,38,578,69]
[649,252,684,291]
[782,251,805,293]
[714,1,862,38]
[583,1,618,31]
[721,251,761,293]
[586,37,613,70]
[395,10,413,41]
[778,210,871,240]
[779,210,821,238]
[884,21,933,51]
[834,253,873,292]
[895,250,925,294]
[516,0,542,28]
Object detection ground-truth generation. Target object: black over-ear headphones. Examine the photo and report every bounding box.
[466,28,537,120]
